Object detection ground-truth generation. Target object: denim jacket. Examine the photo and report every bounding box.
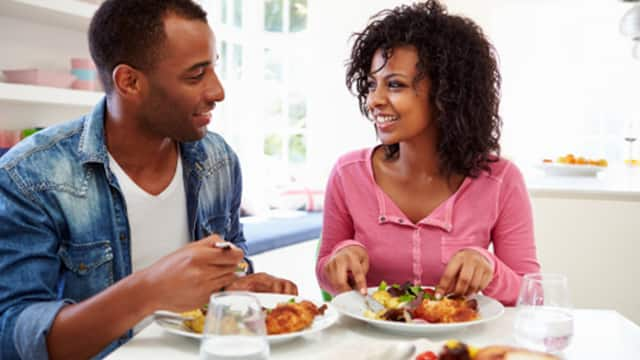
[0,98,249,359]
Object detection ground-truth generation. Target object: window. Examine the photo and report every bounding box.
[203,0,311,190]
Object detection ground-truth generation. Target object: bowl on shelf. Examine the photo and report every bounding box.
[2,69,76,89]
[70,58,96,70]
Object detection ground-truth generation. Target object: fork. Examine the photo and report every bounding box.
[363,293,386,313]
[153,311,195,323]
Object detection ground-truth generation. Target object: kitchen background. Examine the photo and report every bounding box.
[0,0,639,323]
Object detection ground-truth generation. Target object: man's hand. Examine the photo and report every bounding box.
[141,234,244,313]
[435,249,493,299]
[225,272,298,295]
[323,245,369,295]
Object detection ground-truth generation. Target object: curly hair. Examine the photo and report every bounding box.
[345,0,502,178]
[89,0,207,94]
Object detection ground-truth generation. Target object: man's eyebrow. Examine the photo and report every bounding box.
[185,61,211,73]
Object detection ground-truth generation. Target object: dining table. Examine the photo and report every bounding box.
[107,307,640,359]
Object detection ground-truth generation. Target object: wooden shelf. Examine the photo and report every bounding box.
[0,0,98,31]
[0,82,103,107]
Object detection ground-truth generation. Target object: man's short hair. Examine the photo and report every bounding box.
[89,0,208,94]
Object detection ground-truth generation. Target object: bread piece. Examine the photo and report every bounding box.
[475,346,558,360]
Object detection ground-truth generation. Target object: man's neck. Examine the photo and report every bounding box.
[104,99,176,171]
[104,99,179,195]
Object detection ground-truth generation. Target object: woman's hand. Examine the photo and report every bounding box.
[323,245,369,294]
[435,249,493,298]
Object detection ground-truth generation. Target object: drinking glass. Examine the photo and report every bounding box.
[199,292,269,360]
[513,273,574,353]
[623,119,638,166]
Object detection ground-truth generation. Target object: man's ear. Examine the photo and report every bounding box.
[112,64,144,98]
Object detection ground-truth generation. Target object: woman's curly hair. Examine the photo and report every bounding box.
[346,0,502,178]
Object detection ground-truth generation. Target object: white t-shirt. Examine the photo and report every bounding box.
[107,150,190,273]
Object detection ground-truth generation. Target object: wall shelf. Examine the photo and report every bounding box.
[0,82,102,107]
[0,0,97,31]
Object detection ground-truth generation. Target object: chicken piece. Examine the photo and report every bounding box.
[265,300,327,335]
[413,298,479,323]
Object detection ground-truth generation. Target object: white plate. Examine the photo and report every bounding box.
[154,293,338,344]
[536,162,605,177]
[331,288,504,334]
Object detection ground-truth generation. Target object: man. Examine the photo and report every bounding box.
[0,1,296,358]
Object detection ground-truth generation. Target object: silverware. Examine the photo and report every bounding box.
[363,293,385,313]
[153,311,195,323]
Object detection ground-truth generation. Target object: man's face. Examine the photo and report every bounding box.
[139,14,225,142]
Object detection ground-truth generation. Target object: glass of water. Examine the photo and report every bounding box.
[199,292,269,360]
[513,273,574,353]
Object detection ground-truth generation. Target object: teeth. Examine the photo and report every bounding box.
[374,115,398,123]
[195,112,210,116]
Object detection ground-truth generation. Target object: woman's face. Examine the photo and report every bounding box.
[366,46,433,145]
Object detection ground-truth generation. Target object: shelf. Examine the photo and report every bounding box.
[0,82,103,107]
[0,0,98,31]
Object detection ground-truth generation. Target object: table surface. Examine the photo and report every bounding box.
[107,308,640,359]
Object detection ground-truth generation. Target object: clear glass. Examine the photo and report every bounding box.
[199,292,269,360]
[513,273,574,354]
[623,119,638,166]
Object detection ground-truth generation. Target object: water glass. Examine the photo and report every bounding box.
[199,292,269,360]
[513,273,574,353]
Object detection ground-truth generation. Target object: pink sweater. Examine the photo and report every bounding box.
[316,148,540,305]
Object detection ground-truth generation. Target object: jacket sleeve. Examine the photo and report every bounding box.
[315,163,365,294]
[0,167,72,360]
[476,163,540,305]
[225,150,253,274]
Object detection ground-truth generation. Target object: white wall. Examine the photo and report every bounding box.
[304,0,400,185]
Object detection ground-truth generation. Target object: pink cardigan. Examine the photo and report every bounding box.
[315,148,540,305]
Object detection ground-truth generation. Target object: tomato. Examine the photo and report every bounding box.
[415,350,438,360]
[423,288,436,297]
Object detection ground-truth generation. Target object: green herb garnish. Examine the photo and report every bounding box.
[288,298,295,303]
[398,294,415,303]
[378,280,388,291]
[409,285,422,296]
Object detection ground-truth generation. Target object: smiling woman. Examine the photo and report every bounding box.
[316,0,540,307]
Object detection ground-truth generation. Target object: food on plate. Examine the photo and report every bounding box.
[474,345,558,360]
[182,299,328,335]
[364,281,479,324]
[182,308,206,333]
[415,340,558,360]
[265,300,328,334]
[548,154,607,167]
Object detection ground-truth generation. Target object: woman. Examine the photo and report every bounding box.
[315,0,539,305]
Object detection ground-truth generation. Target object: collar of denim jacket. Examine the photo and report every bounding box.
[77,97,109,165]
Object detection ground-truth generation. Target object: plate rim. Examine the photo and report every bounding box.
[331,287,505,332]
[154,292,338,343]
[536,162,606,175]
